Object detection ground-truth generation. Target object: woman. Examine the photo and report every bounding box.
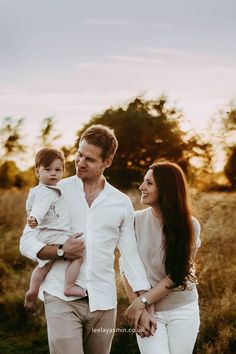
[122,160,201,354]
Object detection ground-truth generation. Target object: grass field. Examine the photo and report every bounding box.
[0,188,236,354]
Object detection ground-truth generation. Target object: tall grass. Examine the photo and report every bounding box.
[0,189,236,353]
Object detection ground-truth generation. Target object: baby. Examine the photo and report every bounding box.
[24,148,86,309]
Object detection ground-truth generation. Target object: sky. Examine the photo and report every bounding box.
[0,0,236,167]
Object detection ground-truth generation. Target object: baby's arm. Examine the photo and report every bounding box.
[29,186,57,225]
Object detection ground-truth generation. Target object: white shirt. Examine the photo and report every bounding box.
[20,175,150,312]
[26,184,71,244]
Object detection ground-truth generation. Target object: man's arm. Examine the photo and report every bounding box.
[117,199,150,292]
[38,233,85,260]
[20,225,85,261]
[19,225,46,261]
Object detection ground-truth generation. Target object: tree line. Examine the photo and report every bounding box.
[0,95,235,189]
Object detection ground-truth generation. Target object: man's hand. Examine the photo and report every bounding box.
[37,232,85,261]
[125,296,145,330]
[27,216,38,229]
[63,233,85,260]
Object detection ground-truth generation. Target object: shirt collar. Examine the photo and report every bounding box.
[38,183,62,195]
[73,175,111,205]
[73,175,83,189]
[73,174,110,191]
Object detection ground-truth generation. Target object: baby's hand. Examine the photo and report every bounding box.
[27,216,38,229]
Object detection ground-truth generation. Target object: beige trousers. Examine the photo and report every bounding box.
[44,292,117,354]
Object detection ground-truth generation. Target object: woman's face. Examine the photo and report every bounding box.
[139,169,159,206]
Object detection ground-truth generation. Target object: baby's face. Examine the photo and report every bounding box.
[36,158,64,186]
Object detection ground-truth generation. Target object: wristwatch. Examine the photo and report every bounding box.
[57,244,65,258]
[140,295,149,308]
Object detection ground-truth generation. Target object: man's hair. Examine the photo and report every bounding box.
[35,148,65,169]
[80,124,118,160]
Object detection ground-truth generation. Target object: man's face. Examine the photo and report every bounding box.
[75,139,112,181]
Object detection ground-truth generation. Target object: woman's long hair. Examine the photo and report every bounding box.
[150,160,197,289]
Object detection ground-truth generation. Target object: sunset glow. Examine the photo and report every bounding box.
[0,0,235,171]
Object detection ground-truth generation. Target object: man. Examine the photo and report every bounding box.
[20,124,151,354]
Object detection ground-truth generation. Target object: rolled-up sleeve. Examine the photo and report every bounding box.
[118,200,150,292]
[19,225,46,261]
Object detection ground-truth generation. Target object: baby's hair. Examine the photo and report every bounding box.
[35,148,65,169]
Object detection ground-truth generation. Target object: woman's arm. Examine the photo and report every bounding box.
[125,275,173,330]
[122,275,157,336]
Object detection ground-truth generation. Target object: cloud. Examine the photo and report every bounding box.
[109,55,164,65]
[0,89,137,108]
[141,47,189,56]
[83,19,141,26]
[203,66,236,76]
[74,62,101,69]
[151,22,173,29]
[83,19,172,29]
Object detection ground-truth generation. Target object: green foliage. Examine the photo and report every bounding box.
[75,96,212,188]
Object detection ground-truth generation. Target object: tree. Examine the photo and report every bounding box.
[224,147,236,188]
[0,117,26,160]
[37,117,76,177]
[0,161,21,188]
[0,161,37,189]
[37,117,61,147]
[219,104,236,187]
[74,96,211,188]
[222,106,236,132]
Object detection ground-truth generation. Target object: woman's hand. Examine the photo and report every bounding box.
[125,296,145,330]
[137,306,157,338]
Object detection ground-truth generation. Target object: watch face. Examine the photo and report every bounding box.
[57,247,64,257]
[141,296,148,306]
